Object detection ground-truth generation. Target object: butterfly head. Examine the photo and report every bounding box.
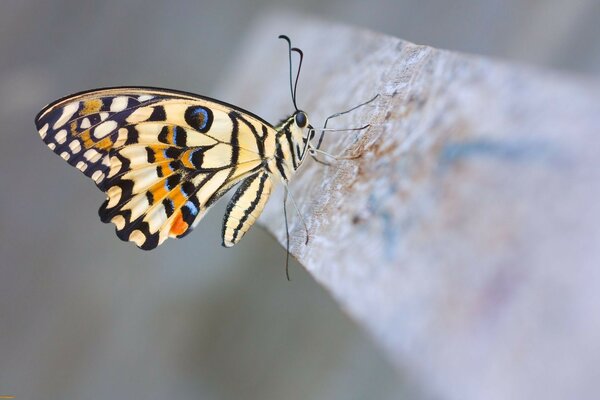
[283,110,310,146]
[294,110,308,129]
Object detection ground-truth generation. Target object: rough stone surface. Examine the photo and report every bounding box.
[219,14,600,400]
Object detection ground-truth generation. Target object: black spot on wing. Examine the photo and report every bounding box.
[190,149,204,169]
[148,106,167,121]
[163,198,175,216]
[146,147,156,163]
[165,174,181,191]
[125,126,139,145]
[158,126,169,144]
[181,181,195,197]
[174,126,187,146]
[164,147,181,159]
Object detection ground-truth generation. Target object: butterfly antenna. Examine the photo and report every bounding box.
[279,34,302,110]
[291,47,304,109]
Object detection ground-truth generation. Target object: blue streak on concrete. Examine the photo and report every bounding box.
[381,210,399,261]
[368,192,403,262]
[440,138,555,168]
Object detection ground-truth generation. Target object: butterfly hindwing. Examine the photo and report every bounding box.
[35,87,276,249]
[222,170,274,247]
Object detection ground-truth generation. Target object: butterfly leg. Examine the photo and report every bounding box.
[283,186,291,281]
[310,147,361,162]
[282,184,311,280]
[310,152,332,166]
[316,94,380,150]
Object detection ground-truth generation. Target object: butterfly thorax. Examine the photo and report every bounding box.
[268,111,310,183]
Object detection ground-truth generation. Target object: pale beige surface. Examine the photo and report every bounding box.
[226,15,600,400]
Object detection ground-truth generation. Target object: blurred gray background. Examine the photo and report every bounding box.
[0,1,598,399]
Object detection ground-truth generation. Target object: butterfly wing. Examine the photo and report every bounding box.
[36,87,276,249]
[222,170,274,247]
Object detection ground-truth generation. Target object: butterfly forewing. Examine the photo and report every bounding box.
[36,87,278,249]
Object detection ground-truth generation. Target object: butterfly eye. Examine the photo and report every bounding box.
[295,112,307,128]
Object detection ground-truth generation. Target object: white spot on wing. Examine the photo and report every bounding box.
[60,151,70,160]
[84,149,101,162]
[48,143,56,150]
[114,127,129,147]
[108,156,122,178]
[39,123,49,139]
[53,102,79,129]
[110,96,129,112]
[99,112,109,121]
[80,117,91,129]
[91,170,105,183]
[69,140,81,154]
[55,129,67,144]
[137,95,154,102]
[94,120,117,139]
[76,161,87,172]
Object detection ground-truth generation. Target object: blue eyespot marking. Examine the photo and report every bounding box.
[186,201,198,216]
[193,108,209,130]
[184,106,213,132]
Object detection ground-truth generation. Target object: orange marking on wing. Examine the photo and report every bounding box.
[79,131,95,148]
[158,164,172,176]
[170,211,188,236]
[82,99,102,114]
[171,186,187,207]
[180,149,195,169]
[148,181,169,201]
[95,136,114,150]
[151,148,169,163]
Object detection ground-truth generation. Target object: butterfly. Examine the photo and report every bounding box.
[35,35,375,275]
